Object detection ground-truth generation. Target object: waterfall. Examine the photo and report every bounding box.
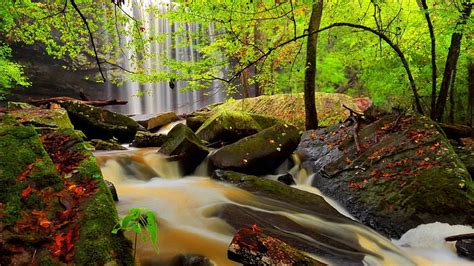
[106,0,227,115]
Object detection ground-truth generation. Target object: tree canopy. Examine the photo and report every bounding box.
[0,0,472,123]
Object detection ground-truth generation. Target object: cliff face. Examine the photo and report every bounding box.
[6,43,112,103]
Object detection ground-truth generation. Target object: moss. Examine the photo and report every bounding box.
[74,181,133,265]
[8,108,74,129]
[0,125,58,221]
[213,93,357,129]
[196,110,280,143]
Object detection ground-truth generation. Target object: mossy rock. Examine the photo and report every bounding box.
[210,123,300,175]
[212,93,357,129]
[131,131,167,148]
[7,102,37,110]
[186,113,211,132]
[0,124,132,265]
[90,139,127,151]
[59,101,140,142]
[196,110,280,145]
[8,108,74,129]
[298,114,474,238]
[159,123,209,175]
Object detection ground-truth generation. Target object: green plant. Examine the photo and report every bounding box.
[112,208,159,261]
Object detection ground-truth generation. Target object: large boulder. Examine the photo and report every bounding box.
[297,114,474,238]
[90,139,127,151]
[159,124,209,175]
[210,124,300,175]
[212,93,358,129]
[196,110,280,145]
[131,112,179,131]
[59,101,141,142]
[8,107,74,129]
[0,122,132,265]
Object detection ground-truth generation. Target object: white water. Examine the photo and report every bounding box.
[94,148,474,265]
[106,0,226,115]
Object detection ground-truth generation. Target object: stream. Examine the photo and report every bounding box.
[95,148,473,265]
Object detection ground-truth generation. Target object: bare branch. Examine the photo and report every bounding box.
[70,0,106,82]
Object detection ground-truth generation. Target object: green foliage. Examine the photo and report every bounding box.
[0,44,30,99]
[112,207,159,255]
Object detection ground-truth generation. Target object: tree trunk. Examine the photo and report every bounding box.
[304,0,323,130]
[419,0,438,119]
[253,1,264,97]
[448,67,457,123]
[435,3,472,121]
[468,60,474,127]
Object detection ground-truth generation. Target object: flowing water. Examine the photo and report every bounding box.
[94,149,474,265]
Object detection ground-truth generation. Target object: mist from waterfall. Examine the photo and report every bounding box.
[105,0,227,115]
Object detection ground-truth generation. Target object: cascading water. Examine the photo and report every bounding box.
[106,0,227,115]
[94,148,474,265]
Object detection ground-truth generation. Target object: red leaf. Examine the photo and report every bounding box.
[21,186,32,198]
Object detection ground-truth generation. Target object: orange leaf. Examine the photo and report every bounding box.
[21,186,32,198]
[32,210,45,216]
[39,219,52,228]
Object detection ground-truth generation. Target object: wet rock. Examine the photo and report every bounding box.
[456,239,474,260]
[90,139,127,151]
[297,114,474,238]
[131,131,167,148]
[228,227,325,265]
[170,254,215,266]
[454,146,474,177]
[196,110,280,145]
[105,180,119,201]
[159,123,209,175]
[211,170,366,265]
[277,173,296,185]
[59,101,140,142]
[210,124,300,175]
[131,112,179,131]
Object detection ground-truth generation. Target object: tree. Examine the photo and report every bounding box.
[304,0,323,130]
[434,2,472,121]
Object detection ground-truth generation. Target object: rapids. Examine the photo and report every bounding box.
[95,148,473,265]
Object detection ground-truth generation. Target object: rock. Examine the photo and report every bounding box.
[59,101,141,142]
[212,93,358,130]
[104,180,119,201]
[130,131,167,148]
[0,123,132,265]
[7,102,37,110]
[456,239,474,260]
[277,173,296,185]
[159,123,209,175]
[211,170,366,265]
[186,114,210,132]
[210,124,300,175]
[8,108,74,129]
[297,114,474,238]
[90,139,127,151]
[228,227,325,265]
[131,112,179,131]
[454,146,474,177]
[170,254,215,266]
[196,110,280,145]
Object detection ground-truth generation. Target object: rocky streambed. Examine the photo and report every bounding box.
[1,93,473,264]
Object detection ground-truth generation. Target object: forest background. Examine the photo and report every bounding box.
[0,0,472,126]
